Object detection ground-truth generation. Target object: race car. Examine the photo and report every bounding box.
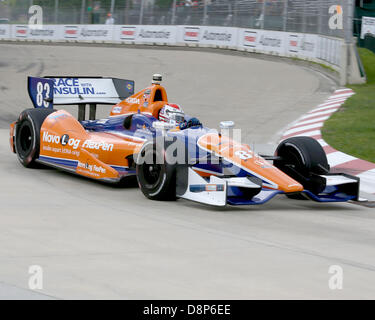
[9,74,360,206]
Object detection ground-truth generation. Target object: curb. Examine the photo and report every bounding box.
[280,88,375,195]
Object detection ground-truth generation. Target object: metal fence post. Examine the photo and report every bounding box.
[80,0,86,24]
[171,0,177,25]
[302,0,307,33]
[54,0,59,24]
[260,0,266,29]
[233,0,238,27]
[110,0,115,14]
[125,0,130,24]
[283,0,288,31]
[139,0,145,25]
[203,0,208,25]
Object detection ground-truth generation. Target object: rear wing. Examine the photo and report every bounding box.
[28,76,135,120]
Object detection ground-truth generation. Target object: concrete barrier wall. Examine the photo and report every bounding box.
[0,24,347,82]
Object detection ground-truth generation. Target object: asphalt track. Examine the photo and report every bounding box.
[0,43,374,299]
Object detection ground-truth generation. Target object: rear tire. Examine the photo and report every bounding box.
[15,108,56,168]
[274,136,329,196]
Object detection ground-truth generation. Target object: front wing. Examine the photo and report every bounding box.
[176,167,360,206]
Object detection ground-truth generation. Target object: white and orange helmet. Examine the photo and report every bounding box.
[158,103,185,126]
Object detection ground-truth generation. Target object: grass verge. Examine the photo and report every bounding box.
[321,47,375,163]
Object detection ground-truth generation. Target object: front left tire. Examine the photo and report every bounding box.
[14,108,56,167]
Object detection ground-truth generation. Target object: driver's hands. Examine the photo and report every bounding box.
[179,117,201,130]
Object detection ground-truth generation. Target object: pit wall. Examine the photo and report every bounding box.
[0,24,364,85]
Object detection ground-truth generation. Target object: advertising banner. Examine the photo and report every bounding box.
[361,16,375,39]
[198,26,238,47]
[77,25,114,41]
[114,25,176,44]
[63,25,79,39]
[240,29,286,55]
[136,25,177,44]
[116,25,136,41]
[13,25,28,38]
[27,25,61,40]
[11,25,61,40]
[0,24,10,39]
[180,26,200,43]
[287,33,318,59]
[1,24,343,70]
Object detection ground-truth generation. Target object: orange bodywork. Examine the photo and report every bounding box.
[9,122,15,153]
[109,84,168,118]
[39,110,144,180]
[198,133,303,193]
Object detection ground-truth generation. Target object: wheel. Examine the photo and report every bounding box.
[136,141,177,201]
[14,108,56,168]
[274,136,330,196]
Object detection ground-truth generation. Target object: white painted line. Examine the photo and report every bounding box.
[309,103,342,113]
[316,139,328,147]
[283,122,323,136]
[285,130,322,138]
[327,151,357,167]
[328,92,354,100]
[334,88,353,93]
[301,108,339,119]
[316,98,346,108]
[293,116,330,127]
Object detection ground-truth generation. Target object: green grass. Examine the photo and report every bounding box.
[321,48,375,163]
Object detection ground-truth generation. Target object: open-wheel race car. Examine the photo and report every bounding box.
[9,74,360,206]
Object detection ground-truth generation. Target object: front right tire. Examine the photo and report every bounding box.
[274,136,330,197]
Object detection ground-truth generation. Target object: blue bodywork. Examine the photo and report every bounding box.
[78,113,358,205]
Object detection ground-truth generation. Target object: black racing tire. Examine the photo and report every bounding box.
[136,141,177,201]
[14,108,56,168]
[274,136,330,197]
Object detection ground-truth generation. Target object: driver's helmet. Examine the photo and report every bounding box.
[159,104,185,126]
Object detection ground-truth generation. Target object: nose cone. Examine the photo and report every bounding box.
[282,182,304,193]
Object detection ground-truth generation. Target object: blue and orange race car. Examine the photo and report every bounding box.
[9,74,360,206]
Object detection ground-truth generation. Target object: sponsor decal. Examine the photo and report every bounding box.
[29,28,54,37]
[112,106,122,114]
[126,97,140,104]
[243,30,257,48]
[15,25,28,38]
[288,34,316,54]
[82,140,114,152]
[43,131,81,149]
[138,29,171,39]
[289,34,298,53]
[202,30,232,42]
[184,27,200,42]
[127,83,133,91]
[120,26,136,40]
[53,78,98,96]
[80,28,109,38]
[64,26,78,39]
[260,35,282,48]
[77,161,106,174]
[300,37,315,52]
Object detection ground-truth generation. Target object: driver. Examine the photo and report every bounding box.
[159,103,201,130]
